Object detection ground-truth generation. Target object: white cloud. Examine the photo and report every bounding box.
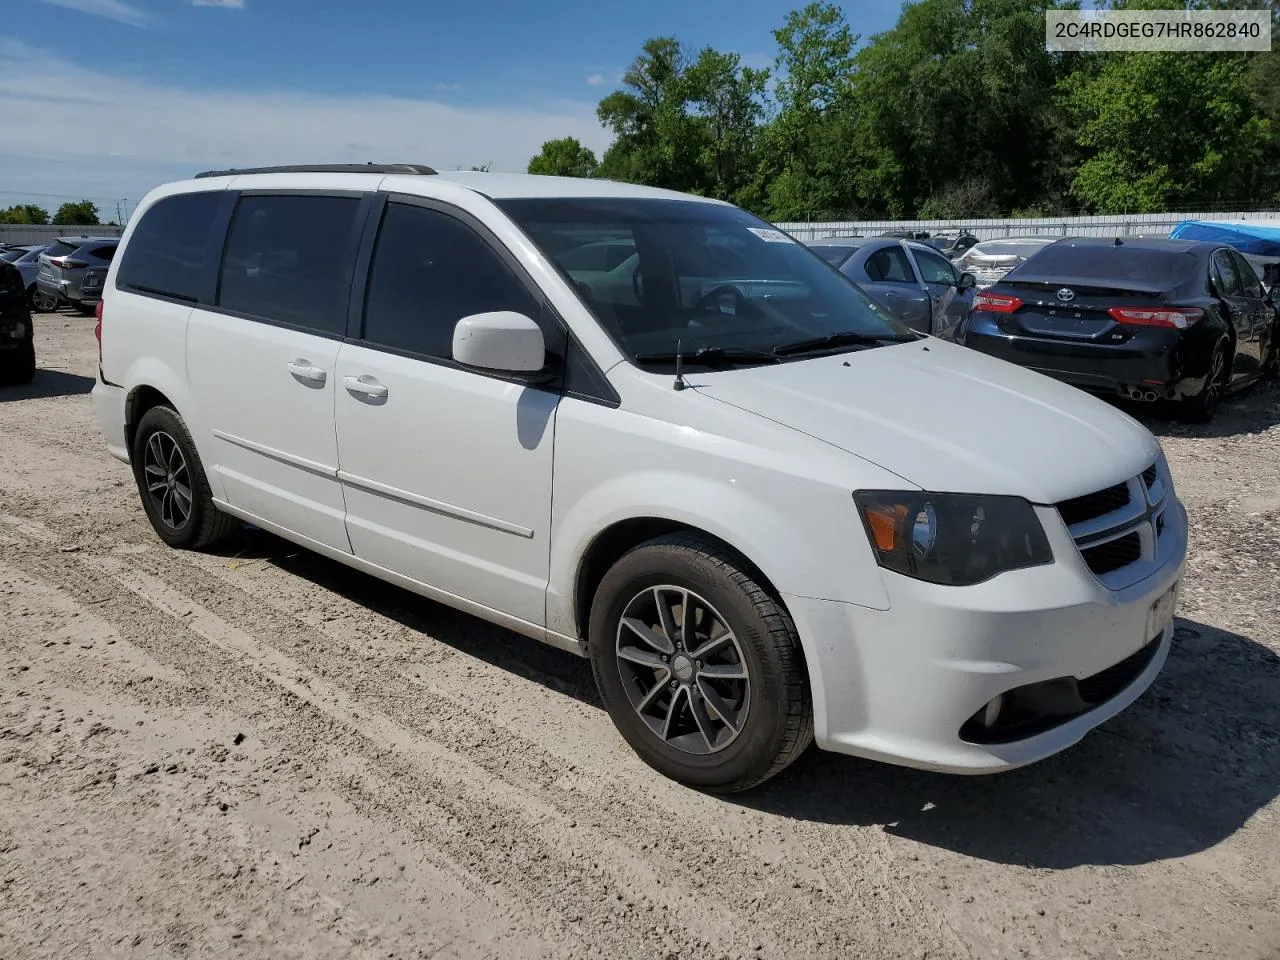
[40,0,149,27]
[585,73,606,87]
[193,0,246,7]
[0,41,612,210]
[434,82,462,93]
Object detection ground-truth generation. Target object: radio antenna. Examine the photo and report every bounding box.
[673,339,687,391]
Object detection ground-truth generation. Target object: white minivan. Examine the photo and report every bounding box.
[92,164,1187,792]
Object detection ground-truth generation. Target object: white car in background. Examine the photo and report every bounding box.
[90,164,1187,792]
[954,237,1057,288]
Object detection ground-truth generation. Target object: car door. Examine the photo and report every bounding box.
[909,244,971,335]
[187,191,369,553]
[850,243,931,333]
[1228,249,1270,377]
[334,196,562,628]
[1210,248,1257,381]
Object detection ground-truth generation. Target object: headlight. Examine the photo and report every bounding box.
[854,491,1052,586]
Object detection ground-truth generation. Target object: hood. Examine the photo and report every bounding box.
[690,339,1159,504]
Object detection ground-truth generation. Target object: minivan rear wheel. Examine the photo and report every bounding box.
[588,533,813,793]
[131,405,239,549]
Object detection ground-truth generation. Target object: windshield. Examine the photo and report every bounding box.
[497,198,911,366]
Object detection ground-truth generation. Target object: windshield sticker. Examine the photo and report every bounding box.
[748,227,794,244]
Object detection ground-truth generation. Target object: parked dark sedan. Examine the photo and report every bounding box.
[959,237,1280,420]
[808,235,977,336]
[0,259,35,385]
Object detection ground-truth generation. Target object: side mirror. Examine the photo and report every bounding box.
[452,311,546,374]
[957,272,977,291]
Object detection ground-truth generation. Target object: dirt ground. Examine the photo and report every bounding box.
[2,311,1278,960]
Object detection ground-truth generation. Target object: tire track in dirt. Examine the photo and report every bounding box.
[3,532,761,960]
[162,537,961,957]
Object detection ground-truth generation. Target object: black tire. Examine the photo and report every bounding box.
[588,533,813,793]
[31,290,58,313]
[1180,340,1228,423]
[1262,337,1279,381]
[26,285,38,313]
[131,405,239,549]
[0,339,36,387]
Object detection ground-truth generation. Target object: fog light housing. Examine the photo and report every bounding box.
[982,694,1004,728]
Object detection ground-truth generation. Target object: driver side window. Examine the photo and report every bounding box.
[915,249,959,286]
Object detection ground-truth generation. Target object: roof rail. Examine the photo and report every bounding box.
[193,162,438,179]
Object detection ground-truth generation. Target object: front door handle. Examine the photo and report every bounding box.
[343,375,389,401]
[287,359,327,384]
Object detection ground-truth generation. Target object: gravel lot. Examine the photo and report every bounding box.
[2,312,1278,960]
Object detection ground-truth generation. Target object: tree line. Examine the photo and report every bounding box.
[0,200,104,226]
[527,0,1280,222]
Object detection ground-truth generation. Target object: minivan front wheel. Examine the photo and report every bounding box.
[588,534,813,793]
[131,406,239,549]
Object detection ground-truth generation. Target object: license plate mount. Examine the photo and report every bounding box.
[1145,582,1178,642]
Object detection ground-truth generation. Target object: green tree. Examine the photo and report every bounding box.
[683,48,769,202]
[753,2,859,219]
[1061,50,1271,212]
[527,137,599,177]
[52,200,100,225]
[0,204,51,224]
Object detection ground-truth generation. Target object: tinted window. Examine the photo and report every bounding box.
[1013,244,1193,286]
[88,245,117,262]
[17,247,47,264]
[866,245,916,283]
[1230,251,1264,299]
[362,202,540,359]
[1211,250,1242,297]
[218,194,362,335]
[117,192,224,301]
[914,249,957,285]
[45,241,77,259]
[0,249,21,263]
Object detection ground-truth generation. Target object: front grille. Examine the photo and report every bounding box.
[1080,532,1141,575]
[1057,483,1130,526]
[1142,464,1158,488]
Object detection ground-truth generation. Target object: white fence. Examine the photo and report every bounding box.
[0,224,125,245]
[775,211,1280,242]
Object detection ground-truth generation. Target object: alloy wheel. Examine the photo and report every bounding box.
[614,585,750,755]
[142,431,192,530]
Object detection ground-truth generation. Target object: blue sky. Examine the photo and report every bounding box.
[0,0,903,218]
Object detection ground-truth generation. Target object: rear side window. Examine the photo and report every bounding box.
[218,194,363,335]
[362,202,540,359]
[866,246,916,283]
[88,245,117,262]
[1211,250,1242,297]
[45,241,77,259]
[914,249,958,285]
[116,192,224,302]
[1230,251,1264,299]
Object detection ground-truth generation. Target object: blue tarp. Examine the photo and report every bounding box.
[1169,220,1280,257]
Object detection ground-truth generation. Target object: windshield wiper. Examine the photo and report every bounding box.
[771,330,912,357]
[633,345,782,367]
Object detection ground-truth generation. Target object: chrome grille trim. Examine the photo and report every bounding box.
[1058,458,1170,587]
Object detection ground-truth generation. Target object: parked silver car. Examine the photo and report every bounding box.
[36,236,119,312]
[807,235,976,337]
[952,238,1055,289]
[0,244,52,311]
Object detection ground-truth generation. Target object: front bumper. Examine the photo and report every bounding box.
[786,499,1188,774]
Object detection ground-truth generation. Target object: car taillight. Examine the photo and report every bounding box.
[973,292,1023,314]
[52,257,88,269]
[1107,306,1202,329]
[94,300,103,363]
